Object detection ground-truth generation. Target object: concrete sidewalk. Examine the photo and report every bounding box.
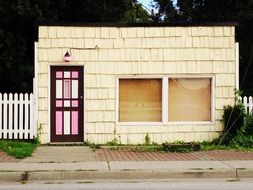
[1,146,253,182]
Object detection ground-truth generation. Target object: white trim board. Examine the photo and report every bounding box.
[116,75,215,126]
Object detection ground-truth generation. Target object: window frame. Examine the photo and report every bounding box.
[116,75,215,126]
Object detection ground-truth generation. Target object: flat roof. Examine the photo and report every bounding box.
[37,22,238,27]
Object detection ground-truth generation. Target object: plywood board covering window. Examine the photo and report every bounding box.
[119,79,162,122]
[168,78,211,121]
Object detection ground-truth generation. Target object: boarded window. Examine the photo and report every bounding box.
[119,79,162,122]
[168,78,211,121]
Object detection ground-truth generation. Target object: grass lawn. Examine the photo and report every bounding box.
[0,140,38,159]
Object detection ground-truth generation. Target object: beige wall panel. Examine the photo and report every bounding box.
[175,125,193,132]
[109,28,120,38]
[86,100,107,111]
[85,75,101,88]
[95,39,114,48]
[48,48,64,61]
[38,110,48,124]
[137,27,145,37]
[224,27,231,36]
[213,61,236,73]
[38,49,48,61]
[40,133,50,144]
[72,39,85,48]
[86,111,115,122]
[216,74,235,86]
[103,122,116,134]
[209,132,220,141]
[56,27,66,38]
[215,110,224,120]
[48,27,57,38]
[153,38,165,48]
[216,98,235,109]
[191,125,211,132]
[39,27,48,38]
[113,39,124,48]
[214,27,224,36]
[38,98,48,110]
[216,87,235,98]
[38,74,48,87]
[40,124,49,134]
[83,27,96,38]
[38,62,48,74]
[215,121,224,131]
[38,87,47,98]
[185,37,193,47]
[75,27,83,38]
[124,38,142,48]
[84,39,94,48]
[127,28,137,38]
[231,27,235,36]
[85,123,96,134]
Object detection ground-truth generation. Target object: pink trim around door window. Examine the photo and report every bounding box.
[56,100,62,107]
[56,71,63,78]
[56,111,62,135]
[72,111,78,135]
[72,100,78,107]
[72,71,79,78]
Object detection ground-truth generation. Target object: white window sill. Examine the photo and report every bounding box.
[116,121,215,126]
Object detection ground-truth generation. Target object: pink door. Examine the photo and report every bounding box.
[51,66,83,142]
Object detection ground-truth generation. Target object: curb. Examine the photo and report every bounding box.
[0,169,239,182]
[237,169,253,178]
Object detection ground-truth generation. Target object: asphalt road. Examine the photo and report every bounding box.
[1,180,253,190]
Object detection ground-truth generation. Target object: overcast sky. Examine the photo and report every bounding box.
[137,0,153,9]
[137,0,177,10]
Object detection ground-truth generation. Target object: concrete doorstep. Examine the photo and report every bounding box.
[0,161,253,182]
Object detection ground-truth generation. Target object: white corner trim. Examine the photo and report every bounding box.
[33,42,38,137]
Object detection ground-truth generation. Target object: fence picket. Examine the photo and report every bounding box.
[29,93,34,139]
[13,93,18,139]
[3,94,8,139]
[243,96,248,113]
[24,93,29,139]
[249,96,253,114]
[0,93,2,139]
[8,93,13,139]
[19,94,24,139]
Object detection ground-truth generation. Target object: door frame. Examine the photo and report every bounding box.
[48,64,85,142]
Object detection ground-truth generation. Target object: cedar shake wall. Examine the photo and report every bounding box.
[37,26,236,144]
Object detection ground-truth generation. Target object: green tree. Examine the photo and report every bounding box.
[0,0,150,93]
[153,0,253,95]
[122,2,151,23]
[151,0,178,23]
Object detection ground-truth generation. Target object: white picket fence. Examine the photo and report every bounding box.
[0,93,35,140]
[240,96,253,114]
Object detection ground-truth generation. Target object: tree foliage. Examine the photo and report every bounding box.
[152,0,253,95]
[0,0,150,93]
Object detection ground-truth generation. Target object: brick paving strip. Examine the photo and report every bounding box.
[94,148,253,161]
[0,151,18,163]
[2,148,253,162]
